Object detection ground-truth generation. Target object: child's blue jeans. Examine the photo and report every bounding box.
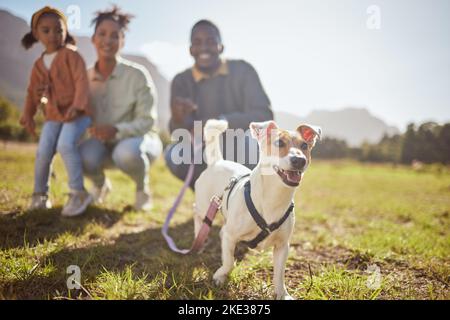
[34,116,91,195]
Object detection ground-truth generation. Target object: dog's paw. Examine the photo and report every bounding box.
[212,271,227,286]
[276,294,295,300]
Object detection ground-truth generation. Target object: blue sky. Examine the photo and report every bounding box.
[1,0,449,130]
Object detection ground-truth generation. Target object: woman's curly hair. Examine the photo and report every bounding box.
[91,5,134,32]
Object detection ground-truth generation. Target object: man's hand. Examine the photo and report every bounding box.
[171,97,197,124]
[89,125,118,141]
[19,114,36,137]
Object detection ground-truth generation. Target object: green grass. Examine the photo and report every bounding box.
[0,142,449,300]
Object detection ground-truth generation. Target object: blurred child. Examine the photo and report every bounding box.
[19,6,93,217]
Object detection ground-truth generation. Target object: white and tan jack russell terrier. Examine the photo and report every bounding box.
[194,119,321,300]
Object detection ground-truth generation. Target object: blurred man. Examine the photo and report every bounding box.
[165,19,273,189]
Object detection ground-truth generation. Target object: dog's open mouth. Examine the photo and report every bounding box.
[273,165,302,187]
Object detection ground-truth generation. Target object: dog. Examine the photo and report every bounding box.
[194,119,321,300]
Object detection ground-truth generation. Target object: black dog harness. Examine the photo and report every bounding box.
[225,174,250,210]
[224,175,295,249]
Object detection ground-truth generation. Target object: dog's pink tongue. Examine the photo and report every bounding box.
[287,171,302,183]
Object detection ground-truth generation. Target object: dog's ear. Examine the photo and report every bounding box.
[297,124,322,145]
[250,121,278,141]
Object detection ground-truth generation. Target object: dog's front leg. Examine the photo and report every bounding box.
[213,229,236,285]
[273,242,294,300]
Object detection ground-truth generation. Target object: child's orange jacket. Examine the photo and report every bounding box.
[23,44,91,121]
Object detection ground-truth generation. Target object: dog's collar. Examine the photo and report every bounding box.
[242,180,294,249]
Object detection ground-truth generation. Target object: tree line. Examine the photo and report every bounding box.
[313,122,450,164]
[0,95,37,142]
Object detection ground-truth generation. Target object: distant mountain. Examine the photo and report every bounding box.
[0,9,170,132]
[275,108,399,146]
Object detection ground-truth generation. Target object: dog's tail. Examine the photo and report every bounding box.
[204,119,228,166]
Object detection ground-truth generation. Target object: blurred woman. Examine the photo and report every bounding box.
[80,6,162,211]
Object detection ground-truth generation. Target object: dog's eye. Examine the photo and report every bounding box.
[274,139,286,148]
[301,142,308,150]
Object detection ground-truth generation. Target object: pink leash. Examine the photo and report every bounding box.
[162,138,221,254]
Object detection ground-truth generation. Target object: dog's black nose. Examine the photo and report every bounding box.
[290,156,306,169]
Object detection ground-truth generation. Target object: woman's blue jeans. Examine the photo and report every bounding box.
[79,135,162,191]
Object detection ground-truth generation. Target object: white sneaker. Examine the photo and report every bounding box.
[90,178,112,204]
[29,194,52,210]
[61,190,93,217]
[134,190,153,211]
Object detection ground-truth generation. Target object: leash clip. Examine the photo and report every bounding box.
[224,177,237,191]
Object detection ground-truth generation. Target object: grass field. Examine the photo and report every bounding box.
[0,142,449,300]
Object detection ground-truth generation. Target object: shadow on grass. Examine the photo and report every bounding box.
[0,206,123,249]
[1,218,250,299]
